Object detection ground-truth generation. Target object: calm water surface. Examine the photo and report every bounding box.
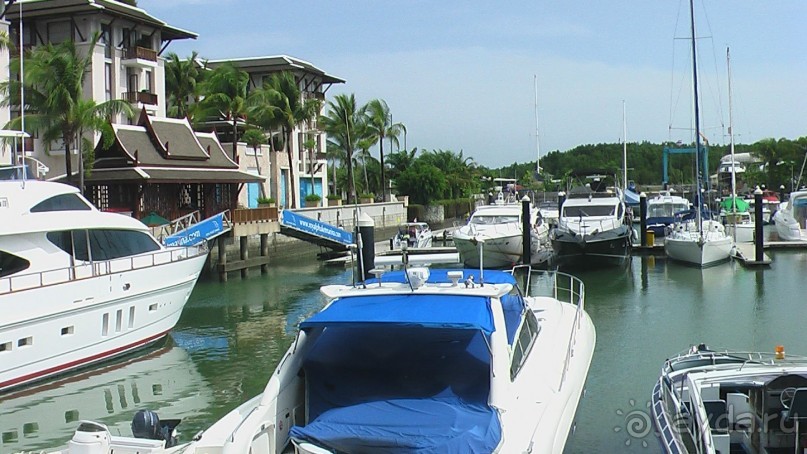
[3,249,807,453]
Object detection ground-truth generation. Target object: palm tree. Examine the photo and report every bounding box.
[363,99,404,201]
[241,128,267,198]
[320,93,363,204]
[200,62,248,161]
[0,33,133,188]
[165,51,204,121]
[249,71,320,208]
[356,138,375,193]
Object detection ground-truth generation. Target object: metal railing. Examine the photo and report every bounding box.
[512,266,586,391]
[0,243,208,295]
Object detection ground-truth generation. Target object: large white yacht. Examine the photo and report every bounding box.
[453,194,549,268]
[653,344,807,454]
[0,180,208,392]
[772,189,807,241]
[48,266,595,454]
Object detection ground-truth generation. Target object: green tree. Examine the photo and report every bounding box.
[363,99,404,201]
[321,93,363,204]
[200,62,248,161]
[241,128,267,198]
[248,71,320,208]
[165,51,204,121]
[395,160,447,205]
[0,33,133,188]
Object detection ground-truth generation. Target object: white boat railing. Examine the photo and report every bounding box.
[0,243,208,295]
[512,266,585,391]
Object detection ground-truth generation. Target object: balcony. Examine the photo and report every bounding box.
[123,91,158,105]
[121,46,158,68]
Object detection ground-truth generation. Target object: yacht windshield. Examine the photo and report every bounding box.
[562,205,615,217]
[648,203,689,218]
[471,215,519,225]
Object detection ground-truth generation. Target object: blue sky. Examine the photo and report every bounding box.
[140,0,807,168]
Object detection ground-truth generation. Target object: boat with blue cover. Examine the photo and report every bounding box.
[49,266,595,453]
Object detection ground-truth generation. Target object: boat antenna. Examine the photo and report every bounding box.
[534,74,540,175]
[622,100,627,194]
[18,0,25,181]
[688,0,704,235]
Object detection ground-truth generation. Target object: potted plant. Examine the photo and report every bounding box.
[327,194,342,207]
[305,193,322,208]
[360,193,375,204]
[257,196,275,208]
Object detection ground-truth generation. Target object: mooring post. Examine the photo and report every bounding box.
[357,212,375,282]
[558,191,566,215]
[521,195,532,265]
[217,235,227,283]
[640,192,648,247]
[260,233,269,274]
[754,186,764,262]
[240,235,249,279]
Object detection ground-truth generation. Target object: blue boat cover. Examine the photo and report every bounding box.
[301,293,495,335]
[367,268,517,286]
[290,325,501,453]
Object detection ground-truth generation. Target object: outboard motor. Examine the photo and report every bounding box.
[67,421,111,454]
[131,409,181,448]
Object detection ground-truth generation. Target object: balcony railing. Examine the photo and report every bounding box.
[123,91,158,105]
[123,46,158,62]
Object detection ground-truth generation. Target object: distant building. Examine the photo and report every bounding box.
[204,56,345,210]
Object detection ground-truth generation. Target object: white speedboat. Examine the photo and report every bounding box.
[550,186,633,269]
[49,266,595,454]
[391,221,433,249]
[772,190,807,241]
[664,214,733,267]
[453,197,549,268]
[0,180,208,391]
[653,343,807,454]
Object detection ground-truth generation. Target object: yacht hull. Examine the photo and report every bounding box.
[664,233,732,267]
[453,233,523,268]
[550,225,633,269]
[0,253,207,391]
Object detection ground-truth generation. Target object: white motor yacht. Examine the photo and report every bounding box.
[653,344,807,454]
[645,191,691,237]
[772,190,807,241]
[453,195,549,268]
[391,221,433,249]
[48,266,595,454]
[0,180,208,391]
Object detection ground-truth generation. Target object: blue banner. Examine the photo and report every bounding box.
[282,210,353,245]
[164,212,227,247]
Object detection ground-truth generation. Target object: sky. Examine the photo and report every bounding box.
[140,0,807,168]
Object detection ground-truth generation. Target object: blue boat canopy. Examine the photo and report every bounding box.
[301,294,495,335]
[367,268,517,286]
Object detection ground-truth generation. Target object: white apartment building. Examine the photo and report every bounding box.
[2,0,196,178]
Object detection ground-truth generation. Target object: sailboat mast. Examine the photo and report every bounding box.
[534,74,540,174]
[727,47,737,210]
[688,0,703,231]
[622,100,627,193]
[18,1,25,180]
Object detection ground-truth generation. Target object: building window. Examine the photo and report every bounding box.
[105,63,112,101]
[145,69,152,93]
[101,23,111,58]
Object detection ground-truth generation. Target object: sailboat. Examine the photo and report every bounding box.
[663,0,733,267]
[719,47,755,243]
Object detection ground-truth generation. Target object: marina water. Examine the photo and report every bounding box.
[3,247,806,453]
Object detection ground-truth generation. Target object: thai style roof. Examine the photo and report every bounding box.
[206,55,345,84]
[4,0,197,41]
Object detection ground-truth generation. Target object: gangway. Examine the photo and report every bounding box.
[161,210,232,247]
[279,210,354,251]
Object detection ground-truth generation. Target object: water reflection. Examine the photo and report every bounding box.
[0,343,212,453]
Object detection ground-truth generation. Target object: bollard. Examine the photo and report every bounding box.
[357,212,375,282]
[754,186,764,262]
[558,191,566,214]
[640,192,648,247]
[521,195,531,265]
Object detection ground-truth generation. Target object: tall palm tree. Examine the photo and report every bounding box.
[200,62,248,161]
[320,93,363,204]
[0,33,133,187]
[165,51,204,121]
[249,71,320,208]
[363,99,404,201]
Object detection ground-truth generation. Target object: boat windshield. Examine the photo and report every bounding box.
[648,203,689,218]
[470,215,519,225]
[562,205,615,217]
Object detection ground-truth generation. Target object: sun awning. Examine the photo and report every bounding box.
[301,294,494,334]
